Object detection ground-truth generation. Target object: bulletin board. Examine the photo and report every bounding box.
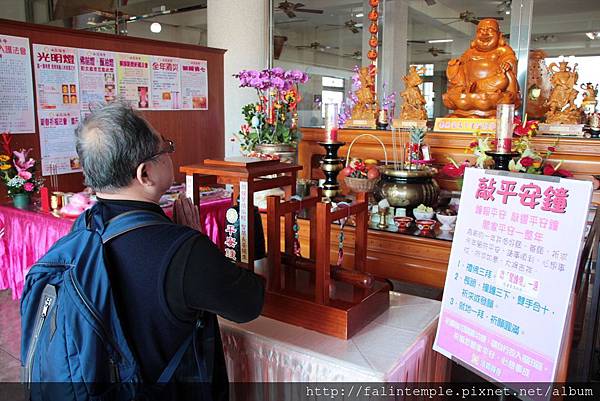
[0,18,225,199]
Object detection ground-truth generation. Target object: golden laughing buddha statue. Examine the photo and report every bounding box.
[442,19,521,118]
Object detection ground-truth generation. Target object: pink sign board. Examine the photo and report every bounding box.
[434,168,592,384]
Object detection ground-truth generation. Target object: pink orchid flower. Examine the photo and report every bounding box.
[13,149,35,170]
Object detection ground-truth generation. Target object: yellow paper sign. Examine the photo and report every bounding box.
[346,119,376,129]
[392,119,427,129]
[434,118,496,133]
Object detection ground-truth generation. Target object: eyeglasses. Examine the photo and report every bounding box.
[141,136,175,163]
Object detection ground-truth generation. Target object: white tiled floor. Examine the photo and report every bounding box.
[0,290,21,381]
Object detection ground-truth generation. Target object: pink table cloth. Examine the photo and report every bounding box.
[220,292,449,399]
[0,197,231,300]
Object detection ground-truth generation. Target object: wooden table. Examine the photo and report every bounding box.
[181,158,302,269]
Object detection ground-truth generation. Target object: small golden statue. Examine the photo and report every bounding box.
[350,66,378,122]
[399,66,428,121]
[442,19,520,118]
[580,82,598,116]
[581,82,598,103]
[545,61,581,124]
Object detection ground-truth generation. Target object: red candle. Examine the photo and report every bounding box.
[40,186,50,212]
[324,103,339,143]
[325,127,338,142]
[496,104,514,153]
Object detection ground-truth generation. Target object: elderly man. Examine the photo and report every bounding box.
[443,18,520,118]
[75,102,264,398]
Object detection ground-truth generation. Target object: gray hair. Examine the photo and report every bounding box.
[75,102,160,192]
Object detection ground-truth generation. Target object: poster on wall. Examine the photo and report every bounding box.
[433,168,592,390]
[32,44,79,112]
[78,49,117,117]
[180,58,208,110]
[0,34,35,133]
[38,111,82,176]
[116,53,151,109]
[150,56,181,110]
[33,44,81,175]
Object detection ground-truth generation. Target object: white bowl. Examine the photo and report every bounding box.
[413,210,434,220]
[436,213,457,230]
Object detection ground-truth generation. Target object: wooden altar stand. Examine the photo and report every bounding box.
[261,190,390,339]
[180,157,302,269]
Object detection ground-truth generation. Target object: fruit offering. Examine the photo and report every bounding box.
[415,204,433,214]
[436,207,457,216]
[341,158,380,180]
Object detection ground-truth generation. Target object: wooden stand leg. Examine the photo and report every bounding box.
[315,202,331,305]
[354,192,368,273]
[266,196,281,291]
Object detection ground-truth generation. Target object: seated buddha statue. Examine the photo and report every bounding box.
[443,19,521,118]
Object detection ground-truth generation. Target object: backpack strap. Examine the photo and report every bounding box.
[155,314,213,386]
[156,335,193,384]
[101,210,173,244]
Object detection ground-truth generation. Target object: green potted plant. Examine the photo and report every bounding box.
[233,67,309,163]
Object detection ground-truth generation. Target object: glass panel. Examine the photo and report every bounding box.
[529,0,600,120]
[272,0,368,128]
[407,0,512,119]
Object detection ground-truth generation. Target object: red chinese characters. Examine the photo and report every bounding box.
[182,65,203,72]
[541,187,569,214]
[475,177,496,201]
[518,183,542,209]
[497,180,517,204]
[476,178,568,214]
[0,44,27,56]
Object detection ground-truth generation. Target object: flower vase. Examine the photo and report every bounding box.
[12,193,30,209]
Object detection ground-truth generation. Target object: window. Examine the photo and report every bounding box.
[321,77,345,118]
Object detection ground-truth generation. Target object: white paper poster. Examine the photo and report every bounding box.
[78,49,117,116]
[33,44,81,175]
[117,53,151,109]
[434,168,593,386]
[38,110,82,176]
[150,56,181,110]
[33,44,79,112]
[180,58,208,110]
[0,34,35,133]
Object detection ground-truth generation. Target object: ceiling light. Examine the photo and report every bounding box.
[355,13,364,18]
[586,32,597,40]
[505,10,510,15]
[428,39,453,43]
[150,22,162,33]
